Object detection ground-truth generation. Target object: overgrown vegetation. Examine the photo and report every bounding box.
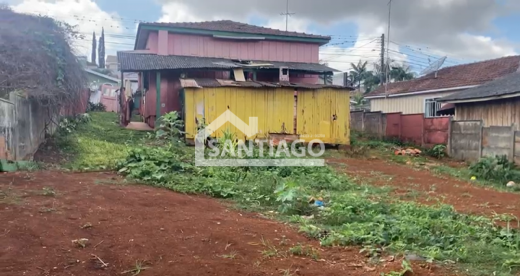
[0,6,86,106]
[427,144,447,159]
[111,112,520,275]
[87,102,106,112]
[53,112,147,169]
[469,155,520,185]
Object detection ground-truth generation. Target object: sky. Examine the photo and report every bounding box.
[6,0,520,73]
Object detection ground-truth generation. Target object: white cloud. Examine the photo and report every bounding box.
[158,2,205,22]
[265,17,309,33]
[12,0,124,59]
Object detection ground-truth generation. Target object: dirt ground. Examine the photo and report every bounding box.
[0,171,450,276]
[328,157,520,223]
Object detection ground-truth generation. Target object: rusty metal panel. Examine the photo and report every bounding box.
[297,88,350,144]
[184,87,294,140]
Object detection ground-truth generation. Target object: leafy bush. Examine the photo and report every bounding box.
[87,102,106,112]
[58,113,91,134]
[154,111,185,141]
[427,144,447,159]
[469,155,520,184]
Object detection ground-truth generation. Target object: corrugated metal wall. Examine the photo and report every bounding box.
[296,89,350,144]
[184,87,350,144]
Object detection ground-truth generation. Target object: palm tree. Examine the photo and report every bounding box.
[390,65,415,82]
[363,71,381,93]
[350,60,368,89]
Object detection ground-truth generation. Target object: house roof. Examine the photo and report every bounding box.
[439,71,520,103]
[365,55,520,98]
[85,68,120,83]
[140,20,330,40]
[117,52,339,74]
[106,55,117,63]
[179,78,351,90]
[135,20,331,49]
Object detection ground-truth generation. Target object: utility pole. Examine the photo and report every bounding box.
[280,0,295,31]
[385,0,393,95]
[380,33,385,85]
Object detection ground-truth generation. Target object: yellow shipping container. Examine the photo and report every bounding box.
[183,84,350,145]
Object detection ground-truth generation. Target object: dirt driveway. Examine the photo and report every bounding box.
[328,157,520,222]
[0,171,447,276]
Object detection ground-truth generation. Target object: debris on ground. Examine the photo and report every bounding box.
[507,181,516,188]
[394,148,422,156]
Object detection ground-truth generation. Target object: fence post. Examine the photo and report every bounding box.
[398,112,403,141]
[510,123,515,162]
[421,113,425,148]
[478,119,483,159]
[447,116,452,156]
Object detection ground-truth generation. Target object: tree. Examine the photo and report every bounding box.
[98,27,105,68]
[390,65,415,82]
[363,71,381,93]
[349,60,368,89]
[91,31,96,65]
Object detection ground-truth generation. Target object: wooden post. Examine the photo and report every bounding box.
[155,71,161,127]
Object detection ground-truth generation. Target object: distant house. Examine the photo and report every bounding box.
[364,56,520,117]
[118,20,342,127]
[85,68,120,105]
[439,71,520,126]
[106,55,118,71]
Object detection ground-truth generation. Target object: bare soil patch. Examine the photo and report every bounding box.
[0,171,450,276]
[328,157,520,222]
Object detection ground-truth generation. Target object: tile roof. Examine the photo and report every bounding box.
[365,55,520,98]
[117,52,339,73]
[439,71,520,102]
[140,20,329,40]
[179,78,351,90]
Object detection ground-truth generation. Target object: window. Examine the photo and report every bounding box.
[424,98,442,117]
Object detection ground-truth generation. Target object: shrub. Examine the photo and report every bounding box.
[87,102,106,112]
[427,144,447,159]
[469,155,520,183]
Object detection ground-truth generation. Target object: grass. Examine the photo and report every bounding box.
[73,112,520,276]
[121,260,150,276]
[55,112,148,170]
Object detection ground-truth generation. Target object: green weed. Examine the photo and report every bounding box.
[289,244,320,260]
[121,260,150,276]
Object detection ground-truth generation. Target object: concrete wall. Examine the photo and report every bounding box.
[0,94,59,160]
[449,120,482,161]
[482,126,514,159]
[0,91,88,161]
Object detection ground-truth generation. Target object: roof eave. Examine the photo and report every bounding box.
[439,91,520,103]
[365,85,479,99]
[138,24,330,45]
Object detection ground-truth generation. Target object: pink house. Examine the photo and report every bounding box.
[118,20,338,127]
